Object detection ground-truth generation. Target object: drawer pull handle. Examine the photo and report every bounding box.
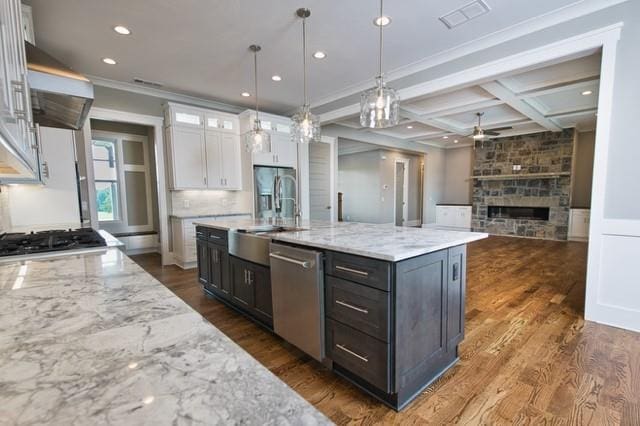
[336,344,369,362]
[335,265,369,277]
[336,300,369,314]
[270,252,312,269]
[209,235,222,240]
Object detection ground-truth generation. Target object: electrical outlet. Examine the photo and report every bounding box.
[512,164,522,171]
[221,198,229,207]
[183,199,190,208]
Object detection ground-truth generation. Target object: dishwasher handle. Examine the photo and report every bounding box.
[269,252,313,269]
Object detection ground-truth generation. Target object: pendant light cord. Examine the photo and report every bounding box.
[378,0,384,80]
[254,49,259,122]
[302,15,308,107]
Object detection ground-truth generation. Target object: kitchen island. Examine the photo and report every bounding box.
[0,248,329,425]
[194,219,487,410]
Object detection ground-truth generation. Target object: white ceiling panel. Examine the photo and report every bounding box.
[404,86,497,115]
[528,82,599,115]
[552,112,598,131]
[440,104,526,129]
[375,122,444,139]
[501,54,602,94]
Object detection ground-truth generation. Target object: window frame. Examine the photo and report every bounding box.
[92,136,122,224]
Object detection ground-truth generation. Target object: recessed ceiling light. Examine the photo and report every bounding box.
[312,51,326,59]
[581,90,593,96]
[102,57,117,65]
[113,25,131,35]
[271,75,282,82]
[454,139,459,143]
[241,92,251,97]
[443,136,449,139]
[406,125,413,129]
[374,16,391,26]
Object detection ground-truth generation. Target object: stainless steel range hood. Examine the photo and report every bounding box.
[26,42,94,130]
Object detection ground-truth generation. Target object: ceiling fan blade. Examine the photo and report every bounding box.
[487,126,513,132]
[484,131,500,136]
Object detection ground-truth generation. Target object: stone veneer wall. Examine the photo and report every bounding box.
[472,130,574,240]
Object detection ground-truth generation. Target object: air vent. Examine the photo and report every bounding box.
[133,78,164,88]
[439,0,491,29]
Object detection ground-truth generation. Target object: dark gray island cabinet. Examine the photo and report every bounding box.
[196,224,469,410]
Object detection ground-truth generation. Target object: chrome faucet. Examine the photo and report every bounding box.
[273,174,301,227]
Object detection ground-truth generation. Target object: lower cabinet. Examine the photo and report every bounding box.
[229,256,273,327]
[324,245,466,410]
[196,236,231,300]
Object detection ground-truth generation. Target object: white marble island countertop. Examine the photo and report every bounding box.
[194,219,488,262]
[0,249,329,425]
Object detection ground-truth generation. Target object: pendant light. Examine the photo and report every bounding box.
[244,45,271,153]
[291,8,321,144]
[360,0,399,129]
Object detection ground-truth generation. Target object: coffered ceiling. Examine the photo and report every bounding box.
[27,0,615,115]
[333,53,601,148]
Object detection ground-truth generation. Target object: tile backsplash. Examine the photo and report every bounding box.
[170,190,253,217]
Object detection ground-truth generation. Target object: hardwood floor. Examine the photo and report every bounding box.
[131,236,640,425]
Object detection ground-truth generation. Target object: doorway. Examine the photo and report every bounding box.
[394,159,409,226]
[309,142,332,220]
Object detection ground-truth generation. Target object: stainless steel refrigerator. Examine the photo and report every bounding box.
[254,166,297,220]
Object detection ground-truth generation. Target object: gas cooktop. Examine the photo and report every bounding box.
[0,228,107,257]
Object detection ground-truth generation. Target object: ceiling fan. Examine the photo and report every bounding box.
[468,112,512,149]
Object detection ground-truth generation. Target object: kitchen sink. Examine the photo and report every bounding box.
[229,225,308,266]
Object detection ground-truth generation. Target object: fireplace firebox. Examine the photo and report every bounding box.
[488,206,550,221]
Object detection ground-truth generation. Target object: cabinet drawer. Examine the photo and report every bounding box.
[326,276,390,342]
[195,226,209,240]
[326,319,390,393]
[326,251,391,291]
[208,228,228,245]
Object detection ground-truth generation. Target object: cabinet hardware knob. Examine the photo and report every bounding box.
[335,300,368,314]
[336,344,368,362]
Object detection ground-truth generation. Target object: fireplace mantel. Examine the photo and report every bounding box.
[470,172,571,181]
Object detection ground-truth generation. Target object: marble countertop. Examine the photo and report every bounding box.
[0,249,329,425]
[194,219,488,261]
[169,212,252,220]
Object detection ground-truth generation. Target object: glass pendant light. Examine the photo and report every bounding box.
[244,44,271,153]
[360,0,400,129]
[291,8,321,144]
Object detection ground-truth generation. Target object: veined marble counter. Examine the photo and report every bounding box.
[0,249,329,425]
[169,212,252,220]
[194,219,488,261]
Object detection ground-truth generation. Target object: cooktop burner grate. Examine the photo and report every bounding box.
[0,228,106,257]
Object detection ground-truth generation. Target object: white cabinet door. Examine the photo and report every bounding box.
[456,207,472,228]
[273,133,297,167]
[569,209,590,239]
[220,133,242,189]
[436,206,449,226]
[170,126,207,189]
[169,106,204,129]
[253,144,276,166]
[205,130,222,188]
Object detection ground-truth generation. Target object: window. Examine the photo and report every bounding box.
[92,139,120,221]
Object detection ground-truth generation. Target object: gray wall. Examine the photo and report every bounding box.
[338,148,422,224]
[572,131,595,208]
[442,146,473,205]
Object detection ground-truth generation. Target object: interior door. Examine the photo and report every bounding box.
[395,162,406,226]
[309,142,332,220]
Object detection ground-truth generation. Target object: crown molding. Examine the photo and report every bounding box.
[308,0,630,111]
[88,75,245,114]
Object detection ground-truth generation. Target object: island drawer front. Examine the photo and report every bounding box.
[326,319,390,393]
[326,276,390,342]
[208,228,228,245]
[195,226,209,240]
[326,251,391,291]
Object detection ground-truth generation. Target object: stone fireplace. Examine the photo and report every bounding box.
[471,130,574,240]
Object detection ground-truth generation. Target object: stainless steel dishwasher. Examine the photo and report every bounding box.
[269,242,325,361]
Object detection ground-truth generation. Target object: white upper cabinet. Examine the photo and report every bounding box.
[0,0,39,181]
[239,110,298,168]
[165,103,242,191]
[168,125,207,189]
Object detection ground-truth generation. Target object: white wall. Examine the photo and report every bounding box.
[571,130,595,208]
[0,186,10,231]
[442,146,473,205]
[423,146,445,225]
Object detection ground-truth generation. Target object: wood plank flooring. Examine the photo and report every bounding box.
[131,236,640,425]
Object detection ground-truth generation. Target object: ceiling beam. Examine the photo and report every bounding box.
[546,107,598,119]
[409,99,504,120]
[515,77,600,99]
[480,81,562,131]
